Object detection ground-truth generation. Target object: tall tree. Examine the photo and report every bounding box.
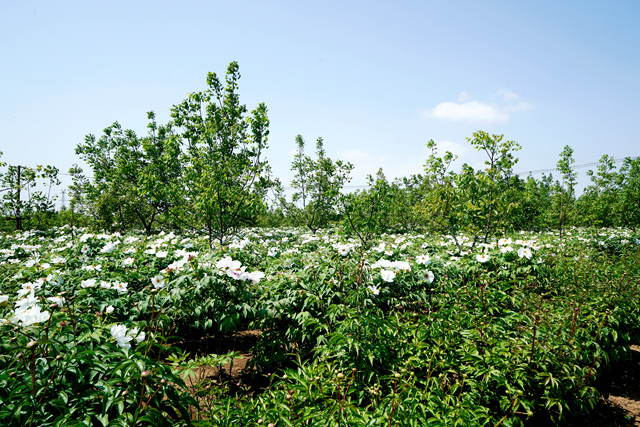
[169,61,274,246]
[285,135,353,234]
[419,132,521,249]
[76,114,179,233]
[552,145,578,234]
[0,163,59,231]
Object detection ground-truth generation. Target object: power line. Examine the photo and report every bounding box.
[514,156,638,176]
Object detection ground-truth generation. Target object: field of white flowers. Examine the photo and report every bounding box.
[1,226,639,426]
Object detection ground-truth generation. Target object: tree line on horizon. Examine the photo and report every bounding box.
[1,62,639,244]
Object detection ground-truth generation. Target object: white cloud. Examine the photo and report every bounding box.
[498,89,519,101]
[427,100,509,123]
[435,140,470,158]
[338,149,387,183]
[337,148,426,185]
[421,90,531,124]
[457,91,471,102]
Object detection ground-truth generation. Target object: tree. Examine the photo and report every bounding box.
[508,174,553,231]
[169,61,274,246]
[618,156,640,229]
[341,169,396,247]
[0,163,59,231]
[76,113,180,233]
[579,154,620,227]
[552,145,578,234]
[419,139,465,249]
[285,135,353,234]
[466,131,521,242]
[419,132,521,250]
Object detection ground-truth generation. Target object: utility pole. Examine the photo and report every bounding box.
[61,189,66,210]
[16,165,22,231]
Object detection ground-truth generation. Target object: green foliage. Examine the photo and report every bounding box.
[341,169,397,246]
[419,132,521,249]
[2,225,640,425]
[169,62,274,247]
[76,113,180,233]
[284,135,353,234]
[0,163,60,231]
[552,145,578,234]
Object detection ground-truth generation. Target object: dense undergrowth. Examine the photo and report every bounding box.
[0,226,639,426]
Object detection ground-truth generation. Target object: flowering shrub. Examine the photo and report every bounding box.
[0,226,639,425]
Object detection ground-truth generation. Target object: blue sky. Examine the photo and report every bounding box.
[1,0,638,204]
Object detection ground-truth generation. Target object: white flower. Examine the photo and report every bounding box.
[81,279,97,288]
[372,259,393,269]
[415,254,431,265]
[166,258,187,271]
[110,324,133,349]
[0,295,9,305]
[498,238,512,246]
[155,250,168,258]
[381,269,396,283]
[367,285,380,295]
[47,296,65,307]
[17,282,40,297]
[105,305,114,314]
[152,275,165,289]
[113,282,128,294]
[15,290,38,310]
[228,265,247,280]
[100,281,111,289]
[517,247,532,259]
[122,257,136,267]
[373,243,386,253]
[422,271,435,284]
[128,326,146,343]
[338,245,350,256]
[100,242,118,253]
[13,304,50,326]
[392,261,411,273]
[247,271,265,284]
[476,254,490,263]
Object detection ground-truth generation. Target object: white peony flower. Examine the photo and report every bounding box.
[13,304,50,326]
[152,275,165,289]
[415,254,431,265]
[110,324,133,349]
[476,254,490,263]
[81,279,97,288]
[380,269,396,283]
[518,247,532,259]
